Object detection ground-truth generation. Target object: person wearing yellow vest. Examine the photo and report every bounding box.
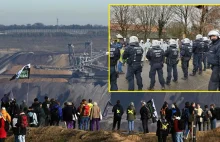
[127,102,136,134]
[88,99,93,131]
[117,44,125,74]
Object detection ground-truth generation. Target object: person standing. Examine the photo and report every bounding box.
[203,105,212,131]
[126,102,136,134]
[140,101,151,134]
[210,104,217,130]
[62,102,74,129]
[195,104,203,131]
[206,30,220,90]
[42,96,51,126]
[90,102,101,131]
[112,100,124,131]
[0,112,7,142]
[173,113,184,142]
[123,36,144,91]
[180,38,193,80]
[165,39,179,85]
[79,100,90,131]
[146,40,166,90]
[156,115,169,142]
[110,43,120,91]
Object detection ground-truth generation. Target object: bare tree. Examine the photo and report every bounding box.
[155,6,174,39]
[110,6,134,38]
[134,6,157,41]
[173,6,193,37]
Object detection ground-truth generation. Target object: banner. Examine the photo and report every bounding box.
[10,64,31,81]
[147,99,158,123]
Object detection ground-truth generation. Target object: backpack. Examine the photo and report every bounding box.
[182,108,189,121]
[51,108,59,119]
[83,105,90,116]
[178,119,185,130]
[20,115,28,128]
[204,110,211,121]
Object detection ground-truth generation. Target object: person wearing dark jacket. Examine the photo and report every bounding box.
[9,99,20,119]
[140,101,150,134]
[50,101,62,126]
[72,103,78,129]
[210,104,217,129]
[127,102,136,134]
[156,115,169,142]
[42,96,51,126]
[112,100,124,131]
[15,110,27,142]
[62,102,75,129]
[20,100,28,114]
[38,103,46,127]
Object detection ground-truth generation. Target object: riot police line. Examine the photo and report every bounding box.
[110,29,220,91]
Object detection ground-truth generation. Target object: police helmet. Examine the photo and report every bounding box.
[208,30,220,37]
[183,38,191,44]
[129,36,139,43]
[203,37,209,41]
[169,39,176,45]
[196,34,203,39]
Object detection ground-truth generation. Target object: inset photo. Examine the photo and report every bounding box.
[108,5,220,92]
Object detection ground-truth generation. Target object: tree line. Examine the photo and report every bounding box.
[110,5,220,40]
[0,23,107,30]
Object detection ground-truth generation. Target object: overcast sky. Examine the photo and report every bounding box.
[0,0,218,26]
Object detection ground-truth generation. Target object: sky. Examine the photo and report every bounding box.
[0,0,218,26]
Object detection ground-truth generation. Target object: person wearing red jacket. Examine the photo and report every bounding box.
[0,112,7,142]
[173,113,183,142]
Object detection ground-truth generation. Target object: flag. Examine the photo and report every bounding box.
[102,101,113,118]
[147,99,159,123]
[10,64,31,81]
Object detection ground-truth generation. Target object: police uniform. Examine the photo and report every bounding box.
[207,39,220,90]
[180,43,192,79]
[191,39,205,75]
[110,44,120,91]
[203,40,210,70]
[123,42,143,91]
[165,44,179,85]
[146,45,165,90]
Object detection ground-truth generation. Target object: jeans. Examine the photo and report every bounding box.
[117,61,123,73]
[175,132,183,142]
[184,121,190,138]
[91,118,100,131]
[15,135,25,142]
[211,119,216,130]
[80,117,89,130]
[128,120,134,132]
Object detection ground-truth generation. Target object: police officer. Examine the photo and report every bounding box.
[110,44,120,91]
[207,30,220,91]
[165,39,179,85]
[180,38,193,80]
[202,37,210,71]
[146,40,165,90]
[190,34,205,76]
[123,36,143,91]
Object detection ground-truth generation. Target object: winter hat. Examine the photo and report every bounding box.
[93,102,97,106]
[171,104,175,108]
[1,107,6,110]
[130,102,134,106]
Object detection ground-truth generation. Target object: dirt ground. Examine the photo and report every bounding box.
[5,126,220,142]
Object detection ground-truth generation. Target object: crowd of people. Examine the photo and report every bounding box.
[0,94,219,142]
[110,29,220,91]
[0,95,102,142]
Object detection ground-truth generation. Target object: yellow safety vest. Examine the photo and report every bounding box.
[161,123,169,130]
[117,109,120,114]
